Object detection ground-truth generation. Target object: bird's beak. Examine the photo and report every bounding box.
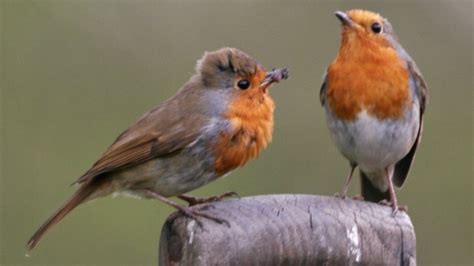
[335,11,354,27]
[260,68,289,90]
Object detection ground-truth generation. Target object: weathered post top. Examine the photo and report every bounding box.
[159,194,416,266]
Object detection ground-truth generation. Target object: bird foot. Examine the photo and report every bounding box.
[333,192,347,199]
[178,191,239,206]
[334,193,364,201]
[378,199,408,216]
[352,194,364,201]
[142,189,231,227]
[177,206,230,228]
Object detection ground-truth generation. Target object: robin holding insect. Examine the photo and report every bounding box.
[27,47,288,250]
[320,10,428,213]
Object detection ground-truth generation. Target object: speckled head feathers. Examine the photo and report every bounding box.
[196,48,261,86]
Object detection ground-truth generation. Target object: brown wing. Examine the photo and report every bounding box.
[393,60,428,187]
[75,91,207,184]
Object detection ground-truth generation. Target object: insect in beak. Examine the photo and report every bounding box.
[260,68,289,91]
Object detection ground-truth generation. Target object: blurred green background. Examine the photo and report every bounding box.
[1,0,472,265]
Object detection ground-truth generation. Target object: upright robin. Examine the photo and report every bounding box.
[27,47,289,250]
[320,10,428,212]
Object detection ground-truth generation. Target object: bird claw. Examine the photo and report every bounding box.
[142,189,231,227]
[378,199,408,216]
[352,194,364,201]
[179,207,230,228]
[333,192,347,199]
[334,193,364,201]
[178,191,239,206]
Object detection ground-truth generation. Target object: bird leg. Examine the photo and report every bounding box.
[334,163,357,199]
[143,189,230,227]
[379,168,407,215]
[177,191,239,206]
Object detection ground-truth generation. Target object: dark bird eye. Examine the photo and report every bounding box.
[371,22,382,34]
[237,79,250,90]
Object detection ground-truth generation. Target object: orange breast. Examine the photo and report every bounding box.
[213,93,274,175]
[327,40,410,121]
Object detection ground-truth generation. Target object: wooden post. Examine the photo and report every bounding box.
[159,194,416,266]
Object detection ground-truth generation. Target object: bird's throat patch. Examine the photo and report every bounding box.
[213,94,274,175]
[326,45,410,121]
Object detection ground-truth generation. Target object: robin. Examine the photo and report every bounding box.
[320,10,428,212]
[27,47,289,250]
